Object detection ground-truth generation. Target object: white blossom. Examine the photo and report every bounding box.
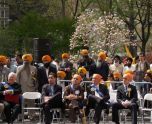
[70,9,129,59]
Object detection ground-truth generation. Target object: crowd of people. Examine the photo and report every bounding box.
[0,49,152,124]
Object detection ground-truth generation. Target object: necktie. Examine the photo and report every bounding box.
[51,86,54,96]
[49,86,54,96]
[125,86,128,93]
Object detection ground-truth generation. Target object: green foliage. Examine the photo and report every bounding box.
[0,28,17,56]
[47,18,75,56]
[2,11,75,57]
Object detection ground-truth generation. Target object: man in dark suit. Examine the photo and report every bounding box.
[37,55,57,92]
[96,52,109,81]
[77,49,96,77]
[42,73,63,124]
[59,53,73,86]
[112,73,138,124]
[85,74,110,124]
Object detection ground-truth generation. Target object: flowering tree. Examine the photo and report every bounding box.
[69,9,130,58]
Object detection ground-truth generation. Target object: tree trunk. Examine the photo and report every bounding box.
[61,0,65,17]
[141,41,146,55]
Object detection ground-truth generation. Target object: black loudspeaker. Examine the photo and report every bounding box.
[33,38,51,63]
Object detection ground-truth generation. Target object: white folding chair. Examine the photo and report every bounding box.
[21,92,42,123]
[141,93,152,123]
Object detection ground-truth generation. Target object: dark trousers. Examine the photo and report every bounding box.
[3,101,21,123]
[112,102,137,124]
[43,93,64,124]
[85,95,108,124]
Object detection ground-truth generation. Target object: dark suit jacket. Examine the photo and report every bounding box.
[63,85,84,105]
[0,82,22,103]
[87,83,110,102]
[37,64,57,92]
[42,84,62,96]
[59,60,73,80]
[77,57,96,77]
[95,61,109,81]
[42,84,62,102]
[117,84,138,104]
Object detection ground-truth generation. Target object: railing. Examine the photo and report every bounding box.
[58,79,151,92]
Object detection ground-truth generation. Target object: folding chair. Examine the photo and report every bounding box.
[21,92,42,123]
[119,91,142,124]
[141,93,152,124]
[50,108,62,123]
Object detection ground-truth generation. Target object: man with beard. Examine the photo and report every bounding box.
[16,54,37,92]
[123,57,135,74]
[37,55,57,92]
[77,49,96,77]
[59,53,73,86]
[96,52,109,81]
[110,55,123,76]
[16,54,37,120]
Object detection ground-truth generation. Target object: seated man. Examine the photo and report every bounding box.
[85,74,110,124]
[42,72,63,124]
[0,72,22,123]
[112,73,138,124]
[64,74,84,123]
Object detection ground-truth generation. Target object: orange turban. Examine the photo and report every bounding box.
[73,74,82,82]
[0,55,7,64]
[80,49,89,56]
[113,71,121,78]
[42,55,52,63]
[98,52,106,60]
[57,71,66,79]
[123,73,133,81]
[62,53,70,59]
[22,54,33,62]
[92,74,102,81]
[78,67,87,75]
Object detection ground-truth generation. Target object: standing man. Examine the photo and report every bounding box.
[112,73,138,124]
[16,54,37,92]
[59,53,73,86]
[42,73,63,124]
[0,55,10,82]
[96,52,109,81]
[77,49,96,77]
[135,53,150,82]
[16,54,37,120]
[85,74,110,124]
[37,55,57,92]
